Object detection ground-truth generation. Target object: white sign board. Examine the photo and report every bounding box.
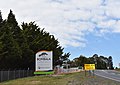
[35,51,53,71]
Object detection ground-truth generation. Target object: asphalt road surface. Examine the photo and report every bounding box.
[94,70,120,82]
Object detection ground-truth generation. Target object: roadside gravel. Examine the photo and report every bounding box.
[67,71,120,85]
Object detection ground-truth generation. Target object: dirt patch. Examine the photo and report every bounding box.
[28,81,41,85]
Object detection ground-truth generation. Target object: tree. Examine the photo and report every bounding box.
[20,22,64,69]
[0,10,3,50]
[0,10,3,34]
[61,52,71,61]
[7,10,21,39]
[108,56,113,69]
[0,10,2,23]
[72,55,88,67]
[0,10,65,69]
[92,54,98,64]
[71,54,113,69]
[7,10,18,27]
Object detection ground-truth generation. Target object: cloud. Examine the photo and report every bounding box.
[0,0,120,47]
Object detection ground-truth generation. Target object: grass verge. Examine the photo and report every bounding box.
[0,71,119,85]
[116,69,120,72]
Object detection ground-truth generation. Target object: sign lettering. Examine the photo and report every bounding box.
[35,51,53,71]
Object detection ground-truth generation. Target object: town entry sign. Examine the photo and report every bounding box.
[34,50,54,75]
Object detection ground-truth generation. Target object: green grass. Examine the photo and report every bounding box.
[0,73,77,85]
[116,68,120,71]
[0,71,119,85]
[34,71,54,75]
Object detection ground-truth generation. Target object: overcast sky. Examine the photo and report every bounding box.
[0,0,120,67]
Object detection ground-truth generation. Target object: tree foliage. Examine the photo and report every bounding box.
[71,54,114,69]
[0,10,65,70]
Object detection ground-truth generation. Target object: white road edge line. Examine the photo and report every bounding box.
[94,72,120,82]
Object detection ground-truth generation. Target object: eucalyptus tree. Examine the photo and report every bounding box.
[108,56,113,69]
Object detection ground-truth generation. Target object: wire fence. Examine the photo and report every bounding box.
[0,68,82,82]
[0,69,34,82]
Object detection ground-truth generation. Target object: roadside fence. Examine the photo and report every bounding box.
[0,69,34,82]
[54,68,82,74]
[0,68,82,82]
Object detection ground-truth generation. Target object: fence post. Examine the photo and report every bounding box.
[27,70,28,77]
[1,70,2,82]
[14,69,15,79]
[27,69,29,77]
[0,70,1,82]
[19,69,20,78]
[8,69,10,80]
[23,69,24,77]
[27,68,29,77]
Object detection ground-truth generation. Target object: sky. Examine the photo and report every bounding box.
[0,0,120,67]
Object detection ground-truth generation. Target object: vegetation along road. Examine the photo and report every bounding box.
[0,71,120,85]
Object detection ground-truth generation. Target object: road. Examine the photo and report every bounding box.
[94,70,120,82]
